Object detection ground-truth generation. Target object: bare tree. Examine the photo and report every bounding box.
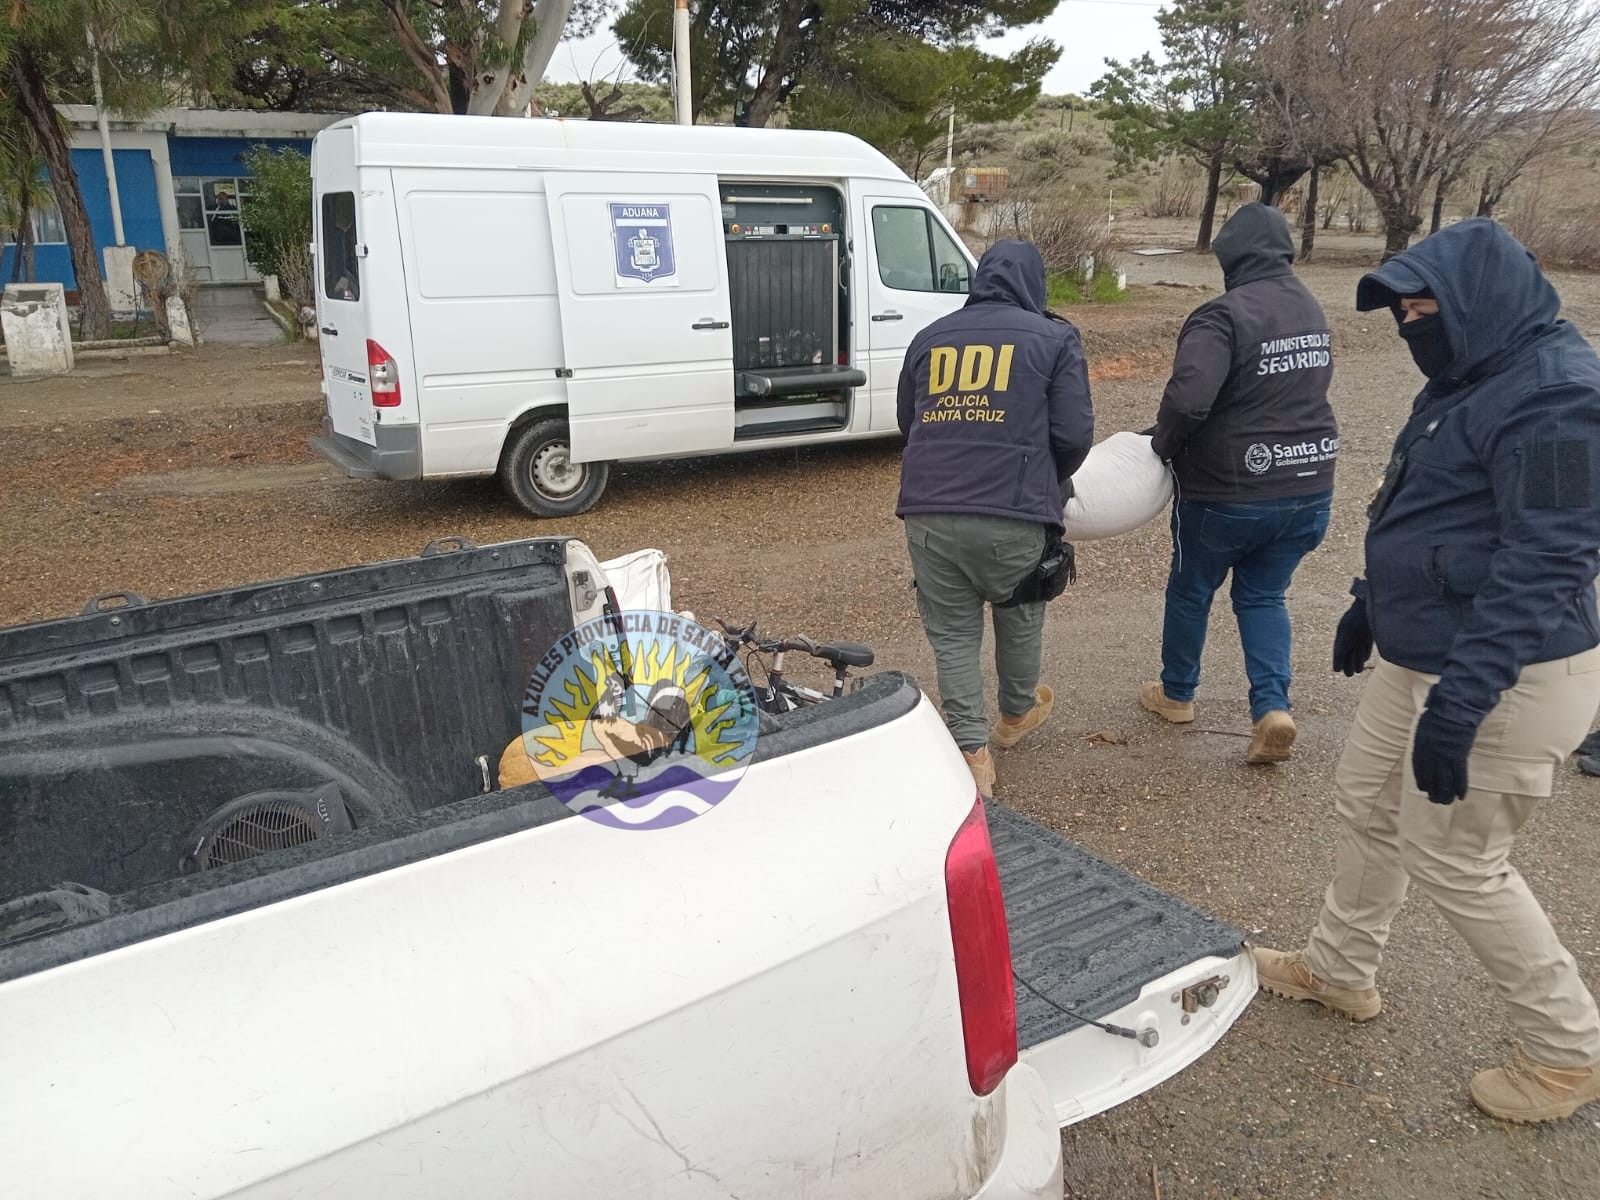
[1472,107,1600,218]
[578,79,651,120]
[1244,0,1348,258]
[1256,0,1600,259]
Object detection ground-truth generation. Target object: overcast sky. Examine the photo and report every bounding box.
[545,1,1167,99]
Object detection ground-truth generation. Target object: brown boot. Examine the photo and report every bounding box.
[1470,1044,1600,1124]
[1252,946,1382,1021]
[962,746,996,799]
[1247,710,1297,764]
[1140,681,1194,724]
[993,685,1055,749]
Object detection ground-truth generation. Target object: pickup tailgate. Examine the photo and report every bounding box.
[991,804,1254,1126]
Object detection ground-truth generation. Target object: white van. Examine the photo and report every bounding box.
[307,113,976,516]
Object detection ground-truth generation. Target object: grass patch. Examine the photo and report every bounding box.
[1047,270,1128,306]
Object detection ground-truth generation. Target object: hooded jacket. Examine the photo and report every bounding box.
[896,239,1094,532]
[1151,203,1338,501]
[1352,218,1600,729]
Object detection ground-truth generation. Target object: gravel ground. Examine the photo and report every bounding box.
[3,258,1599,1199]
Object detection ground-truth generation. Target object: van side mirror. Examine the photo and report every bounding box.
[939,263,968,293]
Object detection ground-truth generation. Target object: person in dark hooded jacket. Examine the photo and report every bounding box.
[897,238,1094,798]
[1252,219,1600,1125]
[1139,202,1339,765]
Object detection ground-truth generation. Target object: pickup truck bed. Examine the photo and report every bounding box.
[0,536,1251,1196]
[1,677,1246,1046]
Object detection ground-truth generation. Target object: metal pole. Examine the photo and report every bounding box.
[945,105,955,173]
[673,0,693,126]
[85,23,125,246]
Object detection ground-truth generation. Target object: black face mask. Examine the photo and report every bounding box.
[1397,311,1453,379]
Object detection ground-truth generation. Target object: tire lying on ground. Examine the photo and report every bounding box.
[1063,431,1174,541]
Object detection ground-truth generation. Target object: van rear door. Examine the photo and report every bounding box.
[543,173,734,463]
[311,127,376,446]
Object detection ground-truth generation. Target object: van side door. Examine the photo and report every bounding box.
[860,198,973,432]
[544,172,735,463]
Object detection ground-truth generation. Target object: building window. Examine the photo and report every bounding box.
[5,188,67,246]
[175,176,204,231]
[176,175,254,251]
[204,180,240,212]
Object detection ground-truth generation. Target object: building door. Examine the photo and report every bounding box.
[175,176,259,284]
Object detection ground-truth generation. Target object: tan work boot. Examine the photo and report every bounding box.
[1140,681,1194,724]
[962,746,996,799]
[1247,710,1297,764]
[1252,946,1382,1021]
[993,685,1055,749]
[1470,1044,1600,1124]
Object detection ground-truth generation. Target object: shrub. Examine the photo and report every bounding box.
[1141,159,1200,219]
[1505,181,1600,270]
[1069,133,1102,159]
[1014,131,1077,165]
[1013,159,1067,190]
[239,146,314,308]
[1026,188,1121,281]
[988,185,1124,304]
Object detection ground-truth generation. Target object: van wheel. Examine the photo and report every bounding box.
[500,418,610,518]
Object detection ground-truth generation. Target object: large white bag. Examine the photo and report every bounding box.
[1063,431,1174,541]
[598,548,672,612]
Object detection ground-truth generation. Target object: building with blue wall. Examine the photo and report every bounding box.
[3,107,345,296]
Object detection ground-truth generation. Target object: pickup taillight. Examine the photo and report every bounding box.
[367,339,401,407]
[944,794,1017,1096]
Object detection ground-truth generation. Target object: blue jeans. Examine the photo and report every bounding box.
[1161,493,1332,721]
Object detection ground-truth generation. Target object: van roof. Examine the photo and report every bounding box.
[326,112,915,185]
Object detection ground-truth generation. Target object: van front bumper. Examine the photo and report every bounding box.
[309,419,422,481]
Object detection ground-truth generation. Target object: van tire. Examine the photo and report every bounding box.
[500,418,610,518]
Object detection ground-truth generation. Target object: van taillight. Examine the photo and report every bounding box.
[944,795,1017,1096]
[367,339,401,407]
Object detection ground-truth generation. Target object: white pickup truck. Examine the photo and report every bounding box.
[0,536,1253,1199]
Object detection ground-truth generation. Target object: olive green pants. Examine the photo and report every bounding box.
[1304,649,1600,1066]
[905,513,1047,752]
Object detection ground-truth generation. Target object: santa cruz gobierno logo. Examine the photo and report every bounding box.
[518,610,760,830]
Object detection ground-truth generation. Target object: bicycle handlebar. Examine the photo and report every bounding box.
[715,621,872,667]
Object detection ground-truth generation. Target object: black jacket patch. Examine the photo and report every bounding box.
[1524,440,1592,510]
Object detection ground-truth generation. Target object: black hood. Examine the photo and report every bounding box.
[1356,217,1560,387]
[1213,202,1296,290]
[966,238,1048,314]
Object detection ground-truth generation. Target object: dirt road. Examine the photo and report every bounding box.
[3,256,1599,1199]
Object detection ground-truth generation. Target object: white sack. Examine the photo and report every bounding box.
[599,548,672,612]
[1062,431,1174,541]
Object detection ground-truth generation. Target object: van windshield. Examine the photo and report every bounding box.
[321,193,360,301]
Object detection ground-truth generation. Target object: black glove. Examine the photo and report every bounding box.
[1332,598,1374,676]
[1412,709,1476,805]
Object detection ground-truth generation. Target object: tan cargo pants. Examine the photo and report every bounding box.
[1303,648,1600,1067]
